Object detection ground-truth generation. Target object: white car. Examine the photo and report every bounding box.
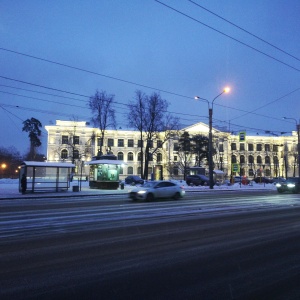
[129,180,185,201]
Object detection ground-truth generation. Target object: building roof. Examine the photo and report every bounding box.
[22,161,75,168]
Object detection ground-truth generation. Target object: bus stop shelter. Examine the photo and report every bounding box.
[19,161,75,193]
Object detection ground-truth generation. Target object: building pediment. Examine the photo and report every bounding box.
[182,122,220,133]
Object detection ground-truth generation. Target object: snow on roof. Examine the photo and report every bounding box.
[22,161,75,168]
[86,160,125,165]
[213,170,225,174]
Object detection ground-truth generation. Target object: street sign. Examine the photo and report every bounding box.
[239,131,246,142]
[232,163,240,173]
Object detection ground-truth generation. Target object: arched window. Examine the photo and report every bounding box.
[117,152,123,161]
[248,155,254,164]
[127,152,133,161]
[127,166,133,174]
[73,149,79,159]
[249,169,254,176]
[240,155,245,164]
[274,156,279,164]
[61,149,68,159]
[257,156,262,164]
[231,155,237,163]
[265,156,270,164]
[157,153,162,162]
[265,169,271,176]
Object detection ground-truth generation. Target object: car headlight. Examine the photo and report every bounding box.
[287,183,296,188]
[276,183,281,187]
[137,190,147,194]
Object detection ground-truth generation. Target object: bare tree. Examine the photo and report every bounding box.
[128,91,179,179]
[128,90,146,177]
[89,90,116,157]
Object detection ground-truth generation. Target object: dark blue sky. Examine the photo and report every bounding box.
[1,0,300,154]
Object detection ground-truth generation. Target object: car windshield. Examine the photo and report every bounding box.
[143,181,158,188]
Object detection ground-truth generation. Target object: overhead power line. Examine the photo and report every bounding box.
[187,0,300,62]
[154,0,300,73]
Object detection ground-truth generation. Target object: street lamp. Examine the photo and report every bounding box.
[283,117,300,178]
[195,87,230,189]
[79,155,86,191]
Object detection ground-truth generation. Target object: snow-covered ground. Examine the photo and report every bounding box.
[0,178,277,194]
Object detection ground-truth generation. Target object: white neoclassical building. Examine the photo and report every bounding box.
[45,120,299,180]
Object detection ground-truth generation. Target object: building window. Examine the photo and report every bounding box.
[219,144,224,152]
[248,143,254,151]
[265,144,271,151]
[265,156,270,164]
[128,139,134,147]
[248,155,254,164]
[174,155,178,161]
[157,140,162,148]
[257,155,262,164]
[62,135,68,144]
[97,138,103,147]
[173,143,179,151]
[231,155,237,163]
[240,143,245,151]
[173,167,179,176]
[148,167,153,175]
[231,143,237,150]
[148,140,153,148]
[240,155,245,164]
[117,152,123,161]
[137,167,142,175]
[157,153,162,162]
[256,144,262,151]
[108,138,114,147]
[127,152,133,161]
[148,153,153,161]
[249,169,254,176]
[274,156,279,164]
[127,166,133,175]
[73,136,79,145]
[118,139,124,147]
[138,140,143,147]
[119,167,123,175]
[273,145,279,152]
[61,149,68,159]
[73,149,79,159]
[138,152,142,161]
[265,169,271,176]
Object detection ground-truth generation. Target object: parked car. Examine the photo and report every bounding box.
[125,175,144,185]
[186,174,210,186]
[276,177,300,193]
[253,177,274,184]
[129,180,185,201]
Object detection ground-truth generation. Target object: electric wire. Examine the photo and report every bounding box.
[154,0,300,73]
[187,0,300,62]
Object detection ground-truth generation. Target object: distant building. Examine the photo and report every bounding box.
[45,120,299,180]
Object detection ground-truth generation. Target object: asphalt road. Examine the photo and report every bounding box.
[1,191,300,299]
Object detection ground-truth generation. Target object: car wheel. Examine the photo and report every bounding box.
[173,192,181,200]
[277,188,283,193]
[146,193,154,202]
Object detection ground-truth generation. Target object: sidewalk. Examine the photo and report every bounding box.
[0,179,277,200]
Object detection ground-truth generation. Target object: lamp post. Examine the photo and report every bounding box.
[79,155,86,191]
[283,117,300,178]
[195,87,230,189]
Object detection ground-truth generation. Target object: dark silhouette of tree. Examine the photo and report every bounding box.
[22,117,42,160]
[88,90,116,157]
[177,132,192,180]
[191,134,209,167]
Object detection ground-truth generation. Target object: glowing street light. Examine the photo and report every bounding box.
[195,87,230,189]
